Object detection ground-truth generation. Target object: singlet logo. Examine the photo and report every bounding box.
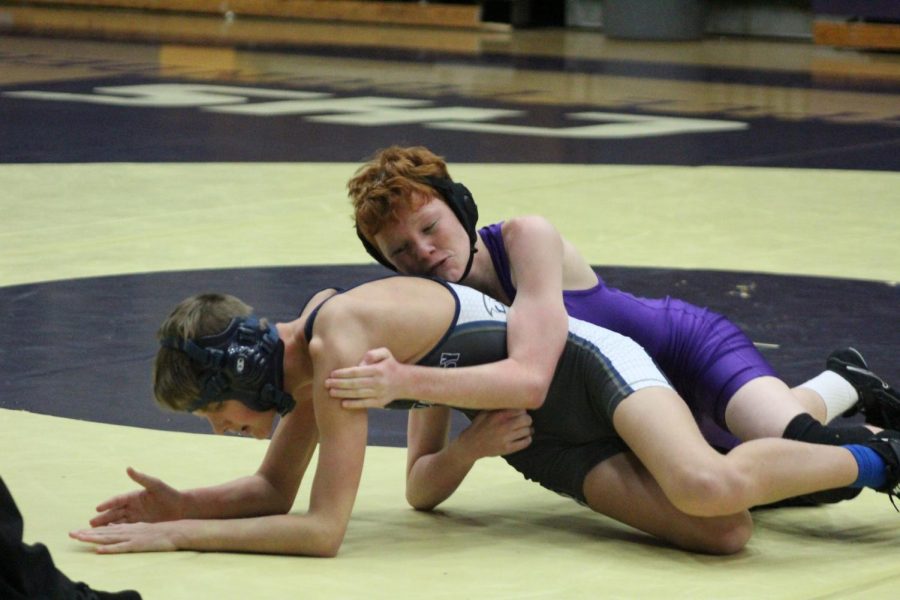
[235,357,246,373]
[482,295,508,318]
[439,352,460,368]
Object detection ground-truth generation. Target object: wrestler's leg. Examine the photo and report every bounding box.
[789,384,829,422]
[611,386,859,517]
[677,312,857,435]
[725,376,816,440]
[725,377,877,441]
[582,452,752,555]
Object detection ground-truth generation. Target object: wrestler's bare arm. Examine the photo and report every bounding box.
[71,299,378,556]
[405,406,532,510]
[327,217,569,411]
[85,388,317,529]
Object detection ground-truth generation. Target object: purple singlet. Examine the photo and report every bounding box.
[480,222,779,450]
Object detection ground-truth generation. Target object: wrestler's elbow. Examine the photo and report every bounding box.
[519,372,550,410]
[308,522,348,558]
[410,499,441,512]
[405,482,446,511]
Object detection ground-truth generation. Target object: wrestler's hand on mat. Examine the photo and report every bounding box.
[458,410,534,459]
[326,347,406,409]
[70,521,179,554]
[89,467,184,527]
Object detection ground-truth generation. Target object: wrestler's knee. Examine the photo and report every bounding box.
[659,461,751,517]
[583,454,752,555]
[585,480,752,555]
[681,512,753,555]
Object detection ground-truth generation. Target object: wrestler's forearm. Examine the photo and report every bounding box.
[398,259,568,411]
[406,442,477,510]
[168,513,343,556]
[400,360,547,410]
[180,474,294,519]
[71,511,343,556]
[180,398,317,521]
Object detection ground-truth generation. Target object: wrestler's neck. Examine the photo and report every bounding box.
[459,236,510,305]
[277,320,314,391]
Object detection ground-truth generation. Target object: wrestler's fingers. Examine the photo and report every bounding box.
[502,409,529,418]
[328,366,377,380]
[507,425,534,441]
[328,386,377,399]
[505,435,533,454]
[70,527,127,544]
[508,413,533,428]
[325,376,375,390]
[89,508,127,528]
[94,541,136,554]
[94,494,133,513]
[125,467,161,490]
[340,399,376,410]
[359,347,392,365]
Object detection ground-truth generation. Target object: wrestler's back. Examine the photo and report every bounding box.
[334,276,459,364]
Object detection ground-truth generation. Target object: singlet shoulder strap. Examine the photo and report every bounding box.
[478,222,517,301]
[302,287,345,340]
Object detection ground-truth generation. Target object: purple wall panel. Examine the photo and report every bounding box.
[812,0,900,20]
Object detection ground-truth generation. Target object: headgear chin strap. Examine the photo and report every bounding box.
[357,176,479,283]
[161,316,296,416]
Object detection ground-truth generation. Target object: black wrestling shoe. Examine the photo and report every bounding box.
[862,435,900,510]
[828,348,900,430]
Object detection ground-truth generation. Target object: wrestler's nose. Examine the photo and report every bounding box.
[207,417,227,436]
[410,237,435,264]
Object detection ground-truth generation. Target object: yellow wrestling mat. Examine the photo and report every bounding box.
[2,408,899,600]
[2,163,898,287]
[2,162,898,598]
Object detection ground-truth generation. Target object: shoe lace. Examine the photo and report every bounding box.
[887,459,900,512]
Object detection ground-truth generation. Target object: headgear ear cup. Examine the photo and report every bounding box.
[161,317,296,415]
[228,319,275,388]
[440,180,478,281]
[356,225,398,272]
[423,177,479,281]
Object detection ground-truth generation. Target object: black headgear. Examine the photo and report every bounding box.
[356,176,479,282]
[160,316,296,415]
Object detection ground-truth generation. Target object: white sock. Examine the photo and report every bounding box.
[798,371,859,423]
